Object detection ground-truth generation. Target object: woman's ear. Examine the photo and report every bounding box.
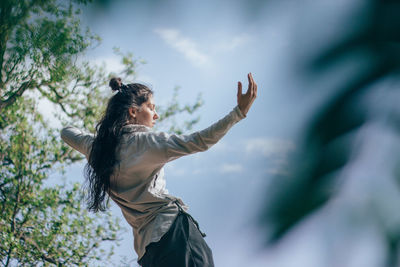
[128,107,136,119]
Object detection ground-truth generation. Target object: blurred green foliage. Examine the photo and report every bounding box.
[261,1,400,266]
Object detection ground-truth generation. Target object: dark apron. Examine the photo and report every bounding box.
[138,203,214,267]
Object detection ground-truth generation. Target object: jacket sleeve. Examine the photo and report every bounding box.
[60,126,94,159]
[149,105,246,163]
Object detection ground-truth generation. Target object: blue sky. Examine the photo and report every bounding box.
[46,1,377,266]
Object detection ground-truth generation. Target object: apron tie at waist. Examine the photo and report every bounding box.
[173,200,207,237]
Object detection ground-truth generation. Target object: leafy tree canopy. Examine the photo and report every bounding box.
[0,0,202,266]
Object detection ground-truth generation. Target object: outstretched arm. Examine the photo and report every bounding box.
[145,73,258,163]
[61,126,94,159]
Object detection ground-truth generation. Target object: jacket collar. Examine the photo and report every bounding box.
[121,124,151,134]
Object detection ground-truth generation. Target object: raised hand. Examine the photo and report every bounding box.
[237,73,257,116]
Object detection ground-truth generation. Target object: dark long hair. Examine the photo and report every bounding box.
[84,77,153,212]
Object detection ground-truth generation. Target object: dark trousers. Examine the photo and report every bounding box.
[138,212,215,267]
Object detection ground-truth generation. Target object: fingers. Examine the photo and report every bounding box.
[237,81,242,97]
[247,73,252,94]
[254,80,257,97]
[250,73,257,97]
[248,73,257,97]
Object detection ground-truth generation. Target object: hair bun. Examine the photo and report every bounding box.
[109,77,123,92]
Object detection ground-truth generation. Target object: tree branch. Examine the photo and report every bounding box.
[4,245,13,267]
[0,0,37,91]
[0,1,13,89]
[4,53,23,85]
[19,234,62,266]
[0,80,34,111]
[36,85,77,118]
[48,84,67,100]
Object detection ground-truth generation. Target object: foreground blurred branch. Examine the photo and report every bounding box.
[261,1,400,266]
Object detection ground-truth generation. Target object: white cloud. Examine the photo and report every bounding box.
[208,141,239,154]
[91,56,125,74]
[214,34,252,52]
[220,163,243,173]
[154,28,210,67]
[153,28,253,70]
[88,56,156,87]
[245,137,295,176]
[245,137,295,157]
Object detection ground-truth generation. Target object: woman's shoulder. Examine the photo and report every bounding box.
[121,127,171,146]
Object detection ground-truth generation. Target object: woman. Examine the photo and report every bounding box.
[61,73,257,267]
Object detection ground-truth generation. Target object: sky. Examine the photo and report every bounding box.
[45,0,395,266]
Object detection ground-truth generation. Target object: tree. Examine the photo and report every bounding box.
[0,0,202,266]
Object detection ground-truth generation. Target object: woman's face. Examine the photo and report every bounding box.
[132,95,159,128]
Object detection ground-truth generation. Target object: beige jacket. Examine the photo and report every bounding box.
[60,106,245,260]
